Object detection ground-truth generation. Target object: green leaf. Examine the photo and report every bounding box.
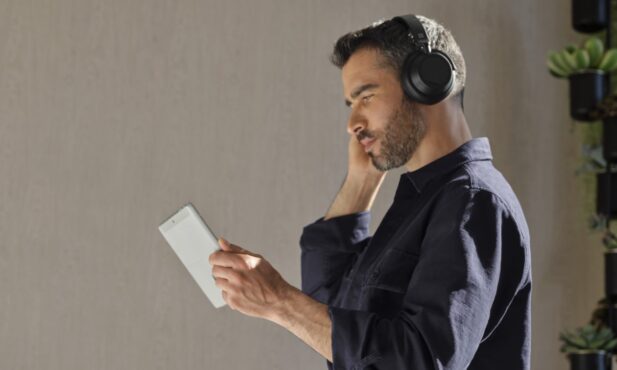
[605,338,617,350]
[575,49,591,70]
[585,37,605,68]
[589,337,608,349]
[588,145,607,168]
[566,334,588,349]
[550,51,573,74]
[561,50,579,71]
[599,49,617,71]
[547,59,569,78]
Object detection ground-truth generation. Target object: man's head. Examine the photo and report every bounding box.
[331,15,466,171]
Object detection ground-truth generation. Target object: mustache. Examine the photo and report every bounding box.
[356,130,374,141]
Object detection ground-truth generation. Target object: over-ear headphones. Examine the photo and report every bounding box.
[391,14,456,105]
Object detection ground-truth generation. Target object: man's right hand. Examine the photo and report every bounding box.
[323,136,387,220]
[347,135,386,181]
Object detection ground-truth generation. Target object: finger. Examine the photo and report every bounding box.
[239,254,260,269]
[214,276,233,291]
[218,237,246,253]
[219,238,263,260]
[212,265,242,285]
[221,289,238,310]
[209,250,250,270]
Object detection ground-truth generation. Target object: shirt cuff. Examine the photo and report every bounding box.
[328,306,383,369]
[299,211,371,253]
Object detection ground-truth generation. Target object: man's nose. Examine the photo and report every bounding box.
[346,111,367,136]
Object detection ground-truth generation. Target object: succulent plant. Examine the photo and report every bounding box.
[547,37,617,78]
[589,214,617,250]
[603,230,617,250]
[590,298,609,329]
[576,143,607,175]
[559,324,617,353]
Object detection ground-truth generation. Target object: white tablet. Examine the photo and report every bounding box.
[158,203,226,308]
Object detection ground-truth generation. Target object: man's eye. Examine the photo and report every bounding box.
[362,95,374,103]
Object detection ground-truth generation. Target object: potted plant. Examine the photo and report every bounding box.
[572,0,609,33]
[574,124,617,219]
[577,140,617,218]
[547,37,617,121]
[583,140,617,219]
[587,214,617,303]
[560,324,617,370]
[580,113,617,164]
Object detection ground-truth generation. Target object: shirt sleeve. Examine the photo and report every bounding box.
[327,186,530,369]
[299,211,372,305]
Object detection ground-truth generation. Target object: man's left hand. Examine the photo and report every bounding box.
[208,238,293,321]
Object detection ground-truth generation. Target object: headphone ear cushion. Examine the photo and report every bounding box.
[400,50,455,105]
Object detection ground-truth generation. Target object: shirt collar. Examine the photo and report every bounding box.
[399,137,493,195]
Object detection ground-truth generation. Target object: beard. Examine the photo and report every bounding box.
[365,97,426,172]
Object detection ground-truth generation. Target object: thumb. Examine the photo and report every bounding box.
[218,237,244,253]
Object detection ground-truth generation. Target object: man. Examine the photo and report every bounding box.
[209,14,531,370]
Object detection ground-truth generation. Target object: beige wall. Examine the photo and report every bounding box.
[0,0,601,369]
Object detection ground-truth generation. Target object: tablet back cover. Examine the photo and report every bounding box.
[159,204,226,308]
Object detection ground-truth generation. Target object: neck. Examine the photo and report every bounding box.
[404,100,472,172]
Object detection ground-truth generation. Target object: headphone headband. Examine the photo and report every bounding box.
[391,15,430,54]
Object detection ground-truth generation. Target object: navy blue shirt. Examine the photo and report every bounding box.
[299,138,531,370]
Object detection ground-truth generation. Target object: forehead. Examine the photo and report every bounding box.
[341,48,398,95]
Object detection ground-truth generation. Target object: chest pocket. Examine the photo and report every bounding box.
[363,247,420,294]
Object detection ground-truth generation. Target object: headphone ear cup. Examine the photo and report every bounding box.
[400,51,427,104]
[400,50,455,105]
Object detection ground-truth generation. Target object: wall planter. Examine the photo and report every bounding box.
[607,251,617,301]
[597,172,617,217]
[573,0,608,33]
[561,324,617,369]
[570,71,609,121]
[556,1,617,365]
[608,303,617,335]
[604,117,617,161]
[547,37,617,121]
[569,350,612,370]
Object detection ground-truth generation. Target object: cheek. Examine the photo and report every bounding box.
[366,102,395,134]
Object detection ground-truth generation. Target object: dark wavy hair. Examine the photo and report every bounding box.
[330,15,466,110]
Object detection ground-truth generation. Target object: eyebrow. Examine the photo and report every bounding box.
[345,83,379,107]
